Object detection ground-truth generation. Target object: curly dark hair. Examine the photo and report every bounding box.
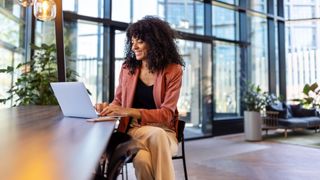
[124,16,184,74]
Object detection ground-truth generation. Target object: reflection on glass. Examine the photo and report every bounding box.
[63,21,104,102]
[249,0,267,13]
[214,41,240,115]
[248,15,268,91]
[212,5,238,40]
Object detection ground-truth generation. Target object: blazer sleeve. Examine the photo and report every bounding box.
[139,65,183,126]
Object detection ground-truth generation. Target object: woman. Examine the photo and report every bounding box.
[96,16,184,180]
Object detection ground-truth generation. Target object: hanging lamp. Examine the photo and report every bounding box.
[17,0,56,21]
[33,0,57,21]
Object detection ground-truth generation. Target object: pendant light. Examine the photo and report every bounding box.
[33,0,57,21]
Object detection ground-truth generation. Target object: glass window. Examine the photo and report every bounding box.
[0,1,26,109]
[63,0,104,18]
[0,49,24,108]
[112,0,162,23]
[114,30,126,90]
[274,0,277,16]
[112,0,130,22]
[63,21,104,103]
[291,27,315,48]
[35,21,56,45]
[290,5,314,20]
[0,3,25,47]
[212,5,239,40]
[214,41,240,115]
[275,22,279,96]
[176,39,212,138]
[286,21,319,101]
[112,0,204,34]
[249,0,267,13]
[166,0,204,34]
[286,47,319,101]
[248,15,268,91]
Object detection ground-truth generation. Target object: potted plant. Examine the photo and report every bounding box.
[0,43,78,106]
[242,83,270,141]
[292,82,320,109]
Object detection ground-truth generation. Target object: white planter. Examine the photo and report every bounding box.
[244,111,262,141]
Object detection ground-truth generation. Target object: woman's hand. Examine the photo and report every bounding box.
[100,105,127,116]
[95,102,108,114]
[99,105,141,119]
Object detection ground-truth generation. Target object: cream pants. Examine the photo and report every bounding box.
[128,126,178,180]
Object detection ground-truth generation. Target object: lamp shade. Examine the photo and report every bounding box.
[34,0,56,21]
[17,0,35,7]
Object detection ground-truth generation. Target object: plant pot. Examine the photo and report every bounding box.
[244,111,262,141]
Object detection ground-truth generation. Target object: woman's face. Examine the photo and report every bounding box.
[131,37,149,61]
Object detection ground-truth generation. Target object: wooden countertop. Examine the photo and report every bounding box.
[0,105,115,180]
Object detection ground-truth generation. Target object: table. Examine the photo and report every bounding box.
[0,105,116,180]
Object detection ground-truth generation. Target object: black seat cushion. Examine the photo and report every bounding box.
[295,108,317,117]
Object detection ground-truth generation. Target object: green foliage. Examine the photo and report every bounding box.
[0,43,78,106]
[293,82,320,108]
[242,83,277,112]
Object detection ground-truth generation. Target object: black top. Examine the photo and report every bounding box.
[132,78,156,109]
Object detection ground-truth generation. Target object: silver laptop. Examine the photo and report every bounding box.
[50,82,118,121]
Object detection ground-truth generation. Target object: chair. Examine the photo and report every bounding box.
[122,120,188,180]
[262,111,279,135]
[173,120,188,180]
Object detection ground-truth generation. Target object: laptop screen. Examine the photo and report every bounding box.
[50,82,98,118]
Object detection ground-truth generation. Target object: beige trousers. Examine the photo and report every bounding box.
[128,126,178,180]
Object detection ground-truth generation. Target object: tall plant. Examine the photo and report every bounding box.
[0,43,78,106]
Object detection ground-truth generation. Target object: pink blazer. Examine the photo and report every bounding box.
[111,63,183,133]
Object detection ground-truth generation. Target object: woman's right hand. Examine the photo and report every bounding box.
[95,102,108,115]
